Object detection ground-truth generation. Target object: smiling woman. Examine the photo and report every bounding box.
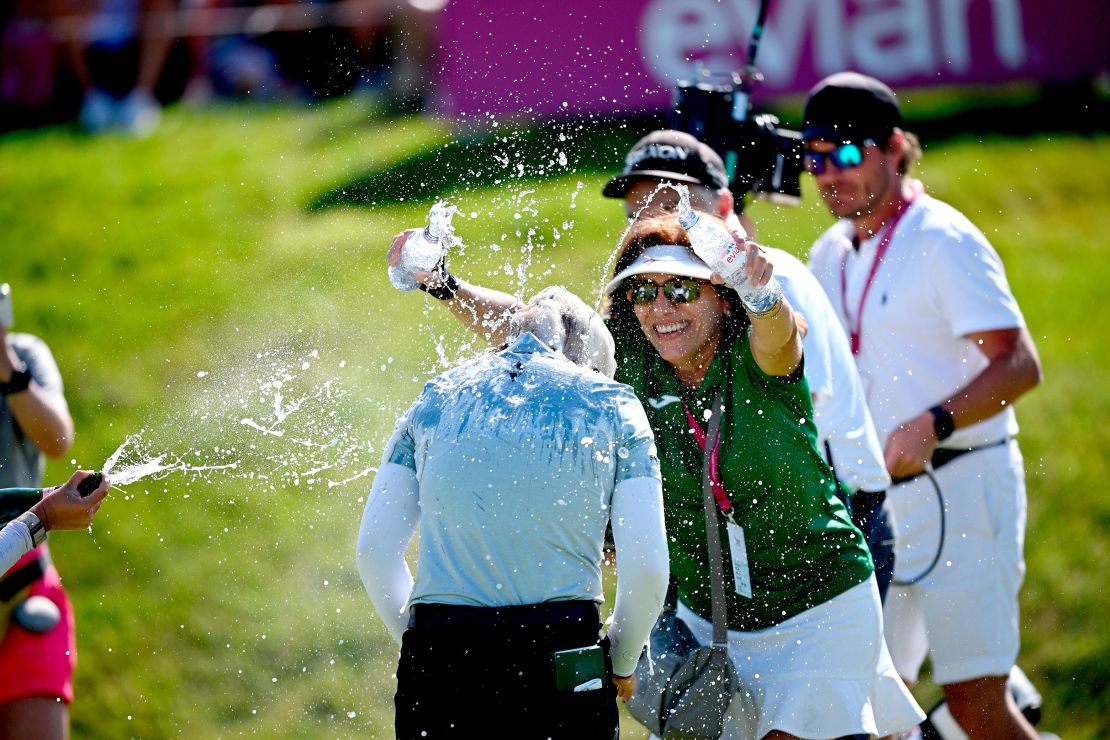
[604,215,795,385]
[625,270,730,386]
[603,213,925,740]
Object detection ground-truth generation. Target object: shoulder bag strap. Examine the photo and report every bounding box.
[700,387,729,649]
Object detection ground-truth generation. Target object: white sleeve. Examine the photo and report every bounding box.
[355,462,421,645]
[775,270,835,401]
[0,520,34,574]
[931,227,1025,338]
[608,476,669,677]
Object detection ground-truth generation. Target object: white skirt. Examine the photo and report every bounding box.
[674,577,924,740]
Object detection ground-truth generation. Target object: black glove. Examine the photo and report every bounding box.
[417,259,459,301]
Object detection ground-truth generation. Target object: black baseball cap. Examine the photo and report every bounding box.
[802,72,903,143]
[603,130,729,199]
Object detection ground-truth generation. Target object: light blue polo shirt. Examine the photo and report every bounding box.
[385,332,659,608]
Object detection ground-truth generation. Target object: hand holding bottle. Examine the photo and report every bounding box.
[388,228,459,299]
[387,201,452,292]
[707,234,774,289]
[676,199,782,316]
[387,226,446,291]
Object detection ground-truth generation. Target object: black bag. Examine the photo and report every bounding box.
[626,388,740,739]
[627,605,739,739]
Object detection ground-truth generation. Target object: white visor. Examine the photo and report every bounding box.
[604,245,714,295]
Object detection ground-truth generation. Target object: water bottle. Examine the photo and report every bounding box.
[388,202,456,291]
[676,194,782,314]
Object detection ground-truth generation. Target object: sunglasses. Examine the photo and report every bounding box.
[627,278,705,306]
[803,139,876,175]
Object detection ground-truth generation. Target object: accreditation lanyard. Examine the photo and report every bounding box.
[839,195,917,355]
[681,399,734,521]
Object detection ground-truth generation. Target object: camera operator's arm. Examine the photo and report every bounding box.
[389,229,523,346]
[1,328,74,457]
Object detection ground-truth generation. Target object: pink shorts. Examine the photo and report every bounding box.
[0,547,76,704]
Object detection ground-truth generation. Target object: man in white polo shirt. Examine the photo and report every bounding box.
[805,72,1043,739]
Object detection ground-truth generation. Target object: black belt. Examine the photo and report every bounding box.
[0,556,46,603]
[891,437,1010,486]
[408,600,599,631]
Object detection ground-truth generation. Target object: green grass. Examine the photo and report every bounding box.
[1,97,1108,737]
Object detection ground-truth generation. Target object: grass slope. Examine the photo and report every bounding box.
[0,98,1107,737]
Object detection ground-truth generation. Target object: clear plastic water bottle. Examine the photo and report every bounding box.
[676,190,782,314]
[388,202,456,291]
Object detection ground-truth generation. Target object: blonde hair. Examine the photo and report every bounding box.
[509,286,617,378]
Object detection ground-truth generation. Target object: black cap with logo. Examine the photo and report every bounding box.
[603,130,729,199]
[802,72,903,144]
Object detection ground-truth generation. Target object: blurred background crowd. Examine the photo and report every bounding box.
[0,0,439,135]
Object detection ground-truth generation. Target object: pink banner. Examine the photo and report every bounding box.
[433,0,1109,120]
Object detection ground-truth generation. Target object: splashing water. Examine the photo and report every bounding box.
[593,182,689,311]
[104,446,239,487]
[94,345,378,492]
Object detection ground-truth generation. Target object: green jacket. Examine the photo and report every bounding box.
[615,322,872,630]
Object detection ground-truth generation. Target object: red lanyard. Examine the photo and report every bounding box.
[839,195,917,355]
[681,400,733,516]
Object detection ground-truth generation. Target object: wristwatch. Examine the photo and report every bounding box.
[0,367,32,396]
[929,405,956,442]
[15,511,47,547]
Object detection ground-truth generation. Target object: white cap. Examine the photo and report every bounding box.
[603,245,713,296]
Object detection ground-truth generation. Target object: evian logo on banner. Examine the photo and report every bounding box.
[626,143,691,169]
[638,0,1028,88]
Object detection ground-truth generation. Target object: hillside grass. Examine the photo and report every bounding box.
[1,97,1107,737]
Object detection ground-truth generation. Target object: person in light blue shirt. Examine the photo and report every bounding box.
[357,286,669,740]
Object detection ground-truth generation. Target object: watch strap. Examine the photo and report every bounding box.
[0,367,32,396]
[929,405,955,442]
[15,511,46,547]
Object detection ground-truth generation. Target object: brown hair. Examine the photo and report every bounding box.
[606,214,746,347]
[899,130,922,175]
[878,128,923,176]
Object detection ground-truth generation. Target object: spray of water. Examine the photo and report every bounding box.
[95,345,378,492]
[93,130,668,495]
[592,182,689,311]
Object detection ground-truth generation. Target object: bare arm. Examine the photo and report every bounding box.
[389,230,523,346]
[714,237,803,378]
[747,294,803,378]
[884,327,1042,478]
[1,330,74,457]
[433,279,522,347]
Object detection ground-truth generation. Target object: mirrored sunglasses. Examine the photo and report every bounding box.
[803,139,876,175]
[628,278,705,306]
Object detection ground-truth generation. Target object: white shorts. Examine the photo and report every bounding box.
[675,578,923,740]
[883,439,1027,685]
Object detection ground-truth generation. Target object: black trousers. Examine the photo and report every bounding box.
[850,490,896,602]
[395,601,618,740]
